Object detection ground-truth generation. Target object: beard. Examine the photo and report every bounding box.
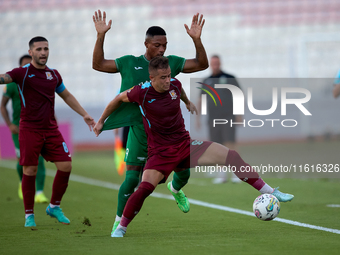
[33,55,48,66]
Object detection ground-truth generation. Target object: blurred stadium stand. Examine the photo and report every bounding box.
[0,0,340,147]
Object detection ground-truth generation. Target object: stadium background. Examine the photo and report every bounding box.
[0,0,340,147]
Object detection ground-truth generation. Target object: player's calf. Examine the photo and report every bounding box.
[226,150,294,201]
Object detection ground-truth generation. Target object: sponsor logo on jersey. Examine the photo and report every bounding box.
[148,99,156,103]
[169,90,177,100]
[28,74,35,78]
[46,72,53,80]
[134,67,143,70]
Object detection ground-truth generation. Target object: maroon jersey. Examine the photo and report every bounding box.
[127,78,190,154]
[6,64,65,131]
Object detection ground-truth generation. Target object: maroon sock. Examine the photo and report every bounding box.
[121,181,155,227]
[22,174,36,214]
[50,170,71,206]
[225,150,265,190]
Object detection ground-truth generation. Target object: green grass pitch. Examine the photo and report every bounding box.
[0,141,340,255]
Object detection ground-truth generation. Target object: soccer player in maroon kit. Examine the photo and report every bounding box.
[0,36,96,227]
[94,57,294,237]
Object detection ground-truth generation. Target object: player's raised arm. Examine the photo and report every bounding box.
[182,13,209,73]
[94,91,130,136]
[0,74,13,84]
[92,9,118,73]
[58,88,96,131]
[181,87,198,115]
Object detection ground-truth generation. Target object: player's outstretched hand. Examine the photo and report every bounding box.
[93,9,112,34]
[186,100,198,115]
[184,13,205,40]
[83,114,96,131]
[93,121,104,137]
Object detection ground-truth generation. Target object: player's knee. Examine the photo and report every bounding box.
[66,162,72,172]
[65,164,72,172]
[23,166,38,176]
[56,161,72,172]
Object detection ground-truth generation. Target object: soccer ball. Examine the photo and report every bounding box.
[253,194,280,221]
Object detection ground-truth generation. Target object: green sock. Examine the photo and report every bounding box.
[36,156,46,192]
[172,168,191,191]
[116,170,140,217]
[16,162,23,181]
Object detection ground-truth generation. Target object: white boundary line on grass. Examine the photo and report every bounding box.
[1,161,340,235]
[327,204,340,208]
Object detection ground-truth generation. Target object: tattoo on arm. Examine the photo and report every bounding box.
[0,74,12,84]
[180,87,189,104]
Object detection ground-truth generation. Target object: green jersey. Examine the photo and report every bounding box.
[102,55,185,130]
[2,82,21,126]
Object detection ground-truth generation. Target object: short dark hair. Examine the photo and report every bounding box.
[29,36,48,48]
[211,54,220,59]
[19,54,32,66]
[145,26,166,39]
[149,56,169,75]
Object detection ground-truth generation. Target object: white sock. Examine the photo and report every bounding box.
[36,190,43,195]
[170,182,178,193]
[25,213,34,219]
[117,224,127,232]
[259,184,274,194]
[49,203,59,208]
[115,215,122,222]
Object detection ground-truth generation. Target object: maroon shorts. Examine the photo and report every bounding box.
[144,139,212,181]
[19,129,71,166]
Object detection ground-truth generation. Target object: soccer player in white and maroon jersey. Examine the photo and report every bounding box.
[0,36,96,227]
[94,57,294,237]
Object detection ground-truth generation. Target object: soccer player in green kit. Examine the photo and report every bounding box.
[92,10,208,236]
[1,54,48,203]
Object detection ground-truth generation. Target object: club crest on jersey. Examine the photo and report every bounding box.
[45,72,53,80]
[169,90,177,100]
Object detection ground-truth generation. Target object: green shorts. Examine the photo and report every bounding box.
[12,133,20,158]
[125,124,148,166]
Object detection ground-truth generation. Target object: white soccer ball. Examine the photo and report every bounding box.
[253,194,280,221]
